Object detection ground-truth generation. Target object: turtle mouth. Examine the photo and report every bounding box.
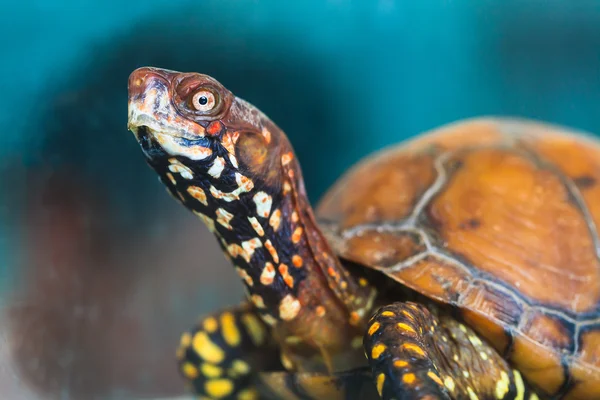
[130,124,215,161]
[132,125,166,159]
[135,125,151,145]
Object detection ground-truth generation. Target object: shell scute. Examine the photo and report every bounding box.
[316,118,600,397]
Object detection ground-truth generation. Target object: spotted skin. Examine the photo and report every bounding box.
[177,302,281,399]
[127,69,560,399]
[128,67,374,376]
[256,368,378,399]
[365,302,541,400]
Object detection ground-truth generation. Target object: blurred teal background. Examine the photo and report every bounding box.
[1,1,599,399]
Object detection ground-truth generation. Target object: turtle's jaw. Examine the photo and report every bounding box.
[128,68,213,160]
[127,67,207,141]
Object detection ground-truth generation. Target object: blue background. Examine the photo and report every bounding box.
[1,1,599,399]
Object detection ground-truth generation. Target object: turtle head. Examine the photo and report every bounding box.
[127,67,292,191]
[127,67,375,373]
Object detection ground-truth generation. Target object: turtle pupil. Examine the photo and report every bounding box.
[199,96,208,105]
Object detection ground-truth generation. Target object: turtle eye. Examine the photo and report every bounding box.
[191,89,217,112]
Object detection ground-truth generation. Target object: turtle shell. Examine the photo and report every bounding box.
[316,118,600,399]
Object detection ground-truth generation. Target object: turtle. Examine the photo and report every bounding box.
[126,66,600,400]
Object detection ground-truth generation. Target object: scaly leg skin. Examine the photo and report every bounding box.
[176,302,282,400]
[364,302,542,400]
[256,368,379,400]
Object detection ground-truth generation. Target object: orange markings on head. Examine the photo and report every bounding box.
[261,127,271,143]
[281,152,293,166]
[207,121,223,135]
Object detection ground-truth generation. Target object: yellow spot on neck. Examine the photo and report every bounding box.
[371,343,387,359]
[290,254,303,268]
[250,294,266,309]
[269,209,282,231]
[394,360,408,368]
[193,332,225,363]
[264,240,279,264]
[279,294,301,320]
[187,185,208,206]
[376,373,385,396]
[247,216,265,236]
[205,378,234,398]
[220,312,241,347]
[260,262,276,285]
[291,227,303,243]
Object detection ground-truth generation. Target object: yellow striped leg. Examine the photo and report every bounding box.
[176,302,280,399]
[364,302,542,400]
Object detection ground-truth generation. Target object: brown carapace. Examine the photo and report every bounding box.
[127,67,599,400]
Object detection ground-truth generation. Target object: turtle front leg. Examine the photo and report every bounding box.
[176,302,281,399]
[364,302,541,400]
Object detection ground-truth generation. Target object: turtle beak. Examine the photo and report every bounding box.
[126,67,207,141]
[127,67,174,140]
